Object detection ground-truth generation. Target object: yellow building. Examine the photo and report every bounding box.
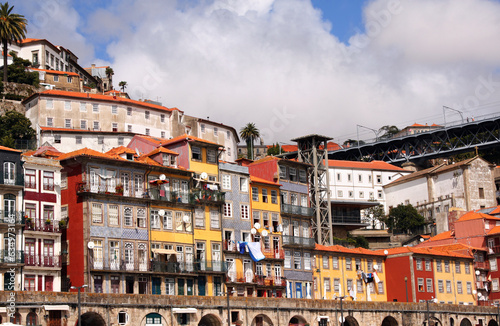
[249,176,285,297]
[313,245,387,302]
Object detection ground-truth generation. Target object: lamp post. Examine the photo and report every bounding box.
[443,105,464,126]
[425,298,437,326]
[70,284,88,326]
[334,295,347,326]
[493,302,500,324]
[404,276,408,302]
[357,124,380,145]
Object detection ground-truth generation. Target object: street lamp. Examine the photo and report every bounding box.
[493,302,500,324]
[425,297,437,326]
[357,124,380,145]
[334,294,347,326]
[443,106,464,126]
[404,276,408,302]
[70,284,88,326]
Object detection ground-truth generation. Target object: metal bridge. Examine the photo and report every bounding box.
[329,112,500,164]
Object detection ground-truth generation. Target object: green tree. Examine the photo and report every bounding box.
[119,81,127,92]
[6,52,38,86]
[363,205,385,229]
[378,125,399,140]
[267,142,285,156]
[384,204,425,234]
[105,67,114,79]
[0,2,27,82]
[0,110,35,147]
[240,122,260,160]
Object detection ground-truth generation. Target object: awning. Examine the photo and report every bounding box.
[153,249,177,255]
[44,305,70,311]
[0,307,5,313]
[172,308,197,314]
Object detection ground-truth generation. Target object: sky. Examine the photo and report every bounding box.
[11,0,500,145]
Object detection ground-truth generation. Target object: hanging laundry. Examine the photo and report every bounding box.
[373,271,380,284]
[238,242,246,254]
[365,273,374,283]
[367,283,372,301]
[361,272,367,283]
[247,242,265,262]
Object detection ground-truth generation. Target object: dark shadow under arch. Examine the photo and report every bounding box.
[199,314,222,326]
[77,311,106,326]
[460,318,472,326]
[381,316,398,326]
[251,314,273,326]
[344,315,359,326]
[488,320,499,326]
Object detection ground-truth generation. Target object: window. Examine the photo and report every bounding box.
[222,174,231,190]
[466,281,472,294]
[213,127,218,136]
[357,279,363,293]
[67,76,72,83]
[127,125,132,132]
[493,279,499,292]
[279,166,287,179]
[112,123,118,132]
[98,136,104,145]
[240,177,248,192]
[112,105,118,114]
[207,149,216,163]
[25,169,36,188]
[47,117,53,127]
[479,187,485,199]
[252,187,259,201]
[54,134,61,143]
[333,278,340,293]
[195,208,204,228]
[271,190,278,204]
[457,281,463,294]
[240,205,249,220]
[127,107,132,115]
[92,203,103,223]
[425,259,431,271]
[118,311,128,325]
[345,257,352,270]
[294,251,301,269]
[93,104,99,112]
[161,131,165,138]
[262,189,268,203]
[93,121,100,130]
[76,136,82,144]
[418,278,424,292]
[161,114,165,122]
[348,174,351,182]
[376,175,382,183]
[377,190,383,199]
[284,251,291,269]
[192,146,201,160]
[137,208,146,228]
[426,278,433,292]
[465,262,470,274]
[455,261,461,273]
[436,260,442,272]
[65,101,71,110]
[445,260,450,272]
[377,281,384,294]
[304,253,311,270]
[210,210,220,229]
[490,258,498,271]
[201,124,205,133]
[124,207,133,226]
[223,203,232,217]
[80,119,87,129]
[163,211,173,230]
[145,111,150,119]
[299,170,307,183]
[338,190,343,197]
[43,171,54,190]
[289,167,297,181]
[438,280,444,293]
[446,280,452,293]
[324,278,331,292]
[332,256,339,269]
[322,256,329,269]
[53,75,59,82]
[145,128,150,136]
[108,205,119,226]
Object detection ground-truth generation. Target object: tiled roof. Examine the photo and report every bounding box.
[488,225,500,236]
[376,246,473,259]
[23,145,62,158]
[105,146,137,156]
[315,244,386,256]
[23,90,180,113]
[57,148,122,162]
[0,145,21,153]
[250,175,281,186]
[144,147,179,157]
[457,211,500,222]
[326,160,407,172]
[425,230,453,242]
[160,134,222,147]
[30,68,79,77]
[21,38,42,43]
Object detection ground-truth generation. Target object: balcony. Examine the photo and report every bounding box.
[0,250,24,264]
[332,215,362,224]
[1,173,24,187]
[262,249,284,260]
[492,246,500,254]
[281,203,314,217]
[282,235,315,247]
[223,240,239,252]
[196,260,227,273]
[474,261,490,270]
[90,258,149,272]
[226,271,255,284]
[477,281,491,290]
[25,219,62,233]
[24,254,61,268]
[0,211,25,225]
[148,188,190,204]
[255,275,286,287]
[190,189,225,205]
[77,182,149,199]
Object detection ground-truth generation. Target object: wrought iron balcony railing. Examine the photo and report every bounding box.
[281,203,313,216]
[25,219,62,233]
[282,235,315,247]
[226,271,255,284]
[255,275,286,287]
[0,250,24,264]
[0,211,25,225]
[24,254,61,268]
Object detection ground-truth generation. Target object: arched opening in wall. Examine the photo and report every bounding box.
[381,316,398,326]
[76,311,106,326]
[344,316,359,326]
[289,315,307,326]
[459,318,472,326]
[27,312,38,326]
[251,314,273,326]
[143,312,164,326]
[422,317,442,326]
[488,320,499,326]
[450,317,454,326]
[199,314,222,326]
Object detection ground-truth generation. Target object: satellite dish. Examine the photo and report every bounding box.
[261,230,269,237]
[159,174,166,181]
[251,228,257,235]
[87,241,95,249]
[183,215,190,223]
[373,264,378,271]
[200,172,208,180]
[254,222,261,230]
[384,250,389,255]
[158,210,165,216]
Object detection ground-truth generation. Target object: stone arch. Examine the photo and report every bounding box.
[26,311,38,325]
[289,315,307,326]
[199,313,223,326]
[140,312,166,326]
[76,311,106,326]
[459,318,472,326]
[344,315,360,326]
[422,316,442,326]
[488,320,499,326]
[381,316,398,326]
[251,314,273,326]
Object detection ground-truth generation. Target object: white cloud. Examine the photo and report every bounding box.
[15,0,500,144]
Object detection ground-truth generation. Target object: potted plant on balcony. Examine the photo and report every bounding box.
[45,218,52,225]
[58,219,67,228]
[25,216,32,227]
[116,183,124,195]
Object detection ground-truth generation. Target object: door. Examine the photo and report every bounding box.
[138,245,148,271]
[4,195,16,221]
[186,247,194,272]
[295,282,302,299]
[196,242,206,271]
[152,277,161,295]
[45,276,53,291]
[198,276,206,296]
[124,243,134,271]
[90,168,99,193]
[110,241,120,270]
[212,243,221,271]
[93,240,103,269]
[121,173,130,196]
[25,239,36,266]
[274,265,282,285]
[134,174,143,198]
[186,279,194,295]
[43,240,54,267]
[181,180,189,203]
[48,310,61,326]
[244,260,253,283]
[273,237,280,258]
[226,258,236,282]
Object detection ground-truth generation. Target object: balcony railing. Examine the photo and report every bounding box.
[1,173,24,186]
[492,246,500,254]
[77,182,148,199]
[0,250,24,264]
[0,211,25,225]
[282,235,315,247]
[196,260,227,272]
[476,281,491,290]
[91,258,150,272]
[262,249,284,260]
[24,254,61,268]
[25,219,61,233]
[90,257,226,273]
[223,240,239,252]
[190,189,225,204]
[474,261,490,270]
[332,215,362,224]
[281,203,314,216]
[148,188,189,204]
[255,275,286,287]
[226,271,255,283]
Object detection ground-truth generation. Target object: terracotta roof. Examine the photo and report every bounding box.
[106,146,137,156]
[425,231,453,242]
[21,38,42,43]
[250,175,281,187]
[30,68,79,77]
[160,134,222,147]
[144,147,179,157]
[315,244,386,256]
[23,145,62,158]
[456,211,500,222]
[57,148,123,162]
[376,246,473,259]
[327,160,407,172]
[23,90,180,113]
[488,225,500,236]
[0,145,21,153]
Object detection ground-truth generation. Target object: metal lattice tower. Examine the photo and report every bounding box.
[291,134,333,246]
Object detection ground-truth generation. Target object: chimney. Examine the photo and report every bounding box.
[401,161,418,172]
[91,64,96,68]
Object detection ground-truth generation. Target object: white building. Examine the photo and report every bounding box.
[384,156,497,234]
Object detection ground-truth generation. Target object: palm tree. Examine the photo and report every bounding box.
[378,125,400,140]
[0,2,27,82]
[240,123,260,160]
[119,81,127,92]
[105,67,114,79]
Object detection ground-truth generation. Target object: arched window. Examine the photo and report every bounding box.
[11,312,21,324]
[146,313,162,326]
[27,312,38,326]
[3,161,15,184]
